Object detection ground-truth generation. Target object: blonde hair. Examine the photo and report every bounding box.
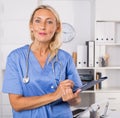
[29,5,62,61]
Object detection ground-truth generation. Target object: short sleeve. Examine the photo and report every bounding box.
[66,55,82,91]
[2,52,23,95]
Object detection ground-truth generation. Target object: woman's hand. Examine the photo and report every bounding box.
[62,89,81,106]
[54,79,74,99]
[54,79,81,106]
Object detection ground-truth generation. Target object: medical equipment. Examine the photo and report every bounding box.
[73,101,109,118]
[100,102,109,118]
[52,55,63,84]
[89,104,100,118]
[23,44,63,84]
[23,44,31,84]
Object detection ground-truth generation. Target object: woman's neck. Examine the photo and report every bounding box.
[31,41,50,56]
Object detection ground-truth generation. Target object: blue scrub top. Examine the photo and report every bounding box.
[2,45,82,118]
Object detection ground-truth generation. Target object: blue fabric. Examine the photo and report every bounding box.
[2,45,82,118]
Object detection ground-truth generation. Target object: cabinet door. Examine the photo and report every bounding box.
[96,0,120,21]
[95,93,120,111]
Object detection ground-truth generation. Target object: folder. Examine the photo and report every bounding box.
[95,22,105,44]
[77,45,87,68]
[104,22,115,43]
[95,45,100,67]
[96,22,115,44]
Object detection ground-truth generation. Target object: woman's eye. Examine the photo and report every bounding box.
[35,19,40,23]
[47,20,53,24]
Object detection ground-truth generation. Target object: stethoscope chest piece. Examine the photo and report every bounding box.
[23,77,30,84]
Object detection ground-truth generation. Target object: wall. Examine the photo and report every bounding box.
[0,0,38,117]
[96,0,120,21]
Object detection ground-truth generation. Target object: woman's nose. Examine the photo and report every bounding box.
[40,23,46,30]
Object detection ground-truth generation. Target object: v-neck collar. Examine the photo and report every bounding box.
[28,46,50,72]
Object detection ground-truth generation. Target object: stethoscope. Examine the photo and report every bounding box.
[23,44,31,84]
[52,55,63,85]
[23,44,63,84]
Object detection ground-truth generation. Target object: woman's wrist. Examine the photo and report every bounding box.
[52,91,61,101]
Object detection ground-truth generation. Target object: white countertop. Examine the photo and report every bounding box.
[72,107,120,118]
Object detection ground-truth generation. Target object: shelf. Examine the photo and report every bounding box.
[82,87,120,93]
[77,67,94,69]
[96,20,120,23]
[77,66,120,70]
[82,90,95,93]
[95,43,120,46]
[94,87,120,93]
[95,66,120,70]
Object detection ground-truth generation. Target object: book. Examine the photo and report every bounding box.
[77,45,87,67]
[96,72,102,89]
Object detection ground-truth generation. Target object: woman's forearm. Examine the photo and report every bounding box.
[9,92,59,112]
[9,80,75,112]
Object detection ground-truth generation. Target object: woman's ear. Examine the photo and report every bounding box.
[30,28,33,32]
[30,24,33,31]
[56,24,61,33]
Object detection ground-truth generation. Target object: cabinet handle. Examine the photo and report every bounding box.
[110,109,117,111]
[108,98,116,100]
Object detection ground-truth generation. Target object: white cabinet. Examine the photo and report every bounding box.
[93,20,120,115]
[94,21,120,91]
[96,0,120,21]
[76,2,120,114]
[93,1,120,114]
[95,93,120,112]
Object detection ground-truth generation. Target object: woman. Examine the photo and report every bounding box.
[2,5,82,118]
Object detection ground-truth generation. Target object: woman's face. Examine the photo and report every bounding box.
[31,9,58,44]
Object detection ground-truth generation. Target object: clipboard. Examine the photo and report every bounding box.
[74,76,108,92]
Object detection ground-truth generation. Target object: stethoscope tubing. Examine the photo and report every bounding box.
[23,44,32,83]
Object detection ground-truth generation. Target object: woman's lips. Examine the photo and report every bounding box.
[39,32,47,36]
